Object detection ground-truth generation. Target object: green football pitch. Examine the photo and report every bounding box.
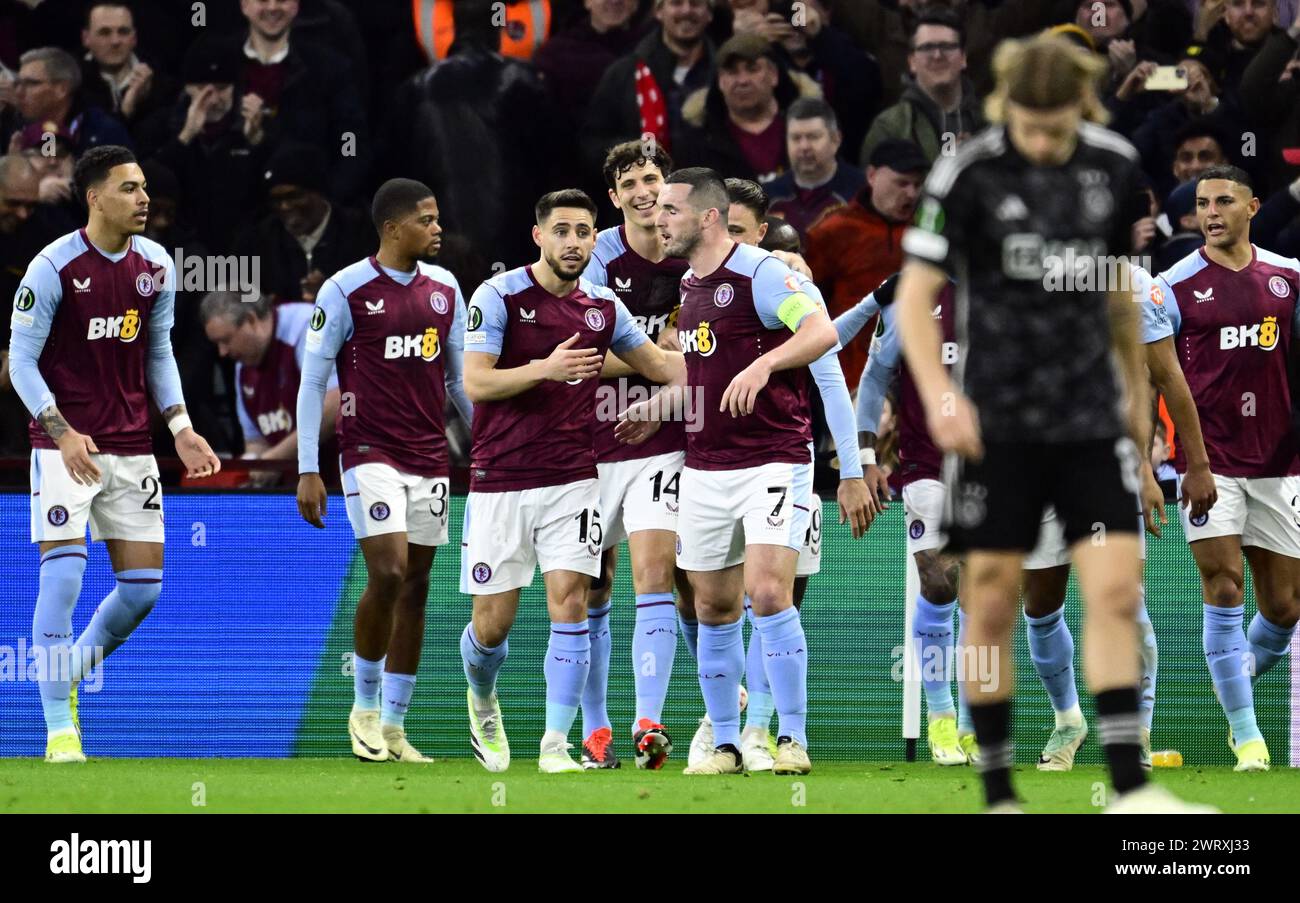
[3,759,1297,813]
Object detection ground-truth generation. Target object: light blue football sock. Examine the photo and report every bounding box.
[1203,604,1262,745]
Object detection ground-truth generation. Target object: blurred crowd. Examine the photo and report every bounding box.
[2,0,1299,484]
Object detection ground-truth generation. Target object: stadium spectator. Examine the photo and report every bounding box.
[535,0,645,118]
[729,0,881,157]
[1238,3,1300,192]
[1250,171,1300,255]
[5,46,131,152]
[13,121,76,213]
[78,2,178,134]
[382,18,559,272]
[412,0,556,64]
[1115,52,1248,196]
[764,97,864,236]
[828,0,1079,106]
[0,153,64,454]
[582,0,715,173]
[1168,119,1232,193]
[235,142,375,304]
[138,157,237,456]
[1153,178,1204,271]
[673,33,821,182]
[857,8,985,166]
[1197,0,1285,101]
[227,0,371,202]
[153,40,271,253]
[200,291,339,483]
[804,137,927,386]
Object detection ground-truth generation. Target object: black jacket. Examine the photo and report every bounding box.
[234,205,377,303]
[674,68,823,183]
[382,45,561,269]
[581,28,715,174]
[226,35,372,203]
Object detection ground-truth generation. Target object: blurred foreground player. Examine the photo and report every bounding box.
[297,179,473,763]
[895,35,1212,813]
[1141,165,1300,773]
[458,190,683,773]
[9,145,220,763]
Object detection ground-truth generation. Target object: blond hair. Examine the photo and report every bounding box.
[984,34,1109,125]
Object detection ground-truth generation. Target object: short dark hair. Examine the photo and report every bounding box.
[909,6,964,48]
[1196,163,1253,194]
[760,217,802,254]
[84,2,134,29]
[725,177,769,220]
[1173,119,1228,154]
[602,140,674,192]
[786,97,839,133]
[371,177,435,233]
[535,188,598,224]
[664,167,729,219]
[73,144,138,202]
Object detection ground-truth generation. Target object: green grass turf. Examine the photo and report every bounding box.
[2,759,1297,813]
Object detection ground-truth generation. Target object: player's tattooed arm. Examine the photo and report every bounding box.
[38,405,71,441]
[41,406,103,485]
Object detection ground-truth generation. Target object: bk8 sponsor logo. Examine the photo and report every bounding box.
[678,322,717,357]
[86,309,141,342]
[383,328,441,361]
[1219,317,1280,351]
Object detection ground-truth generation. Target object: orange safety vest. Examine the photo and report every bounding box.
[412,0,551,62]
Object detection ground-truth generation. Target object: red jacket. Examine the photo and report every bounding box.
[805,190,908,387]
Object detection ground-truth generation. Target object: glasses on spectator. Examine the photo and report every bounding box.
[911,42,961,56]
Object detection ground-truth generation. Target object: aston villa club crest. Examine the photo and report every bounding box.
[431,291,449,314]
[584,308,605,331]
[1270,276,1291,299]
[714,283,734,308]
[135,272,156,297]
[47,505,69,527]
[369,502,390,521]
[909,520,926,540]
[472,562,492,584]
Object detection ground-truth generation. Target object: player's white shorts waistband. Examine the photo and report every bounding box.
[676,461,813,572]
[342,462,449,547]
[597,450,685,550]
[1178,473,1300,558]
[460,478,602,594]
[30,450,164,544]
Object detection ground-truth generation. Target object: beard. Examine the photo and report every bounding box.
[663,226,701,259]
[545,249,589,280]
